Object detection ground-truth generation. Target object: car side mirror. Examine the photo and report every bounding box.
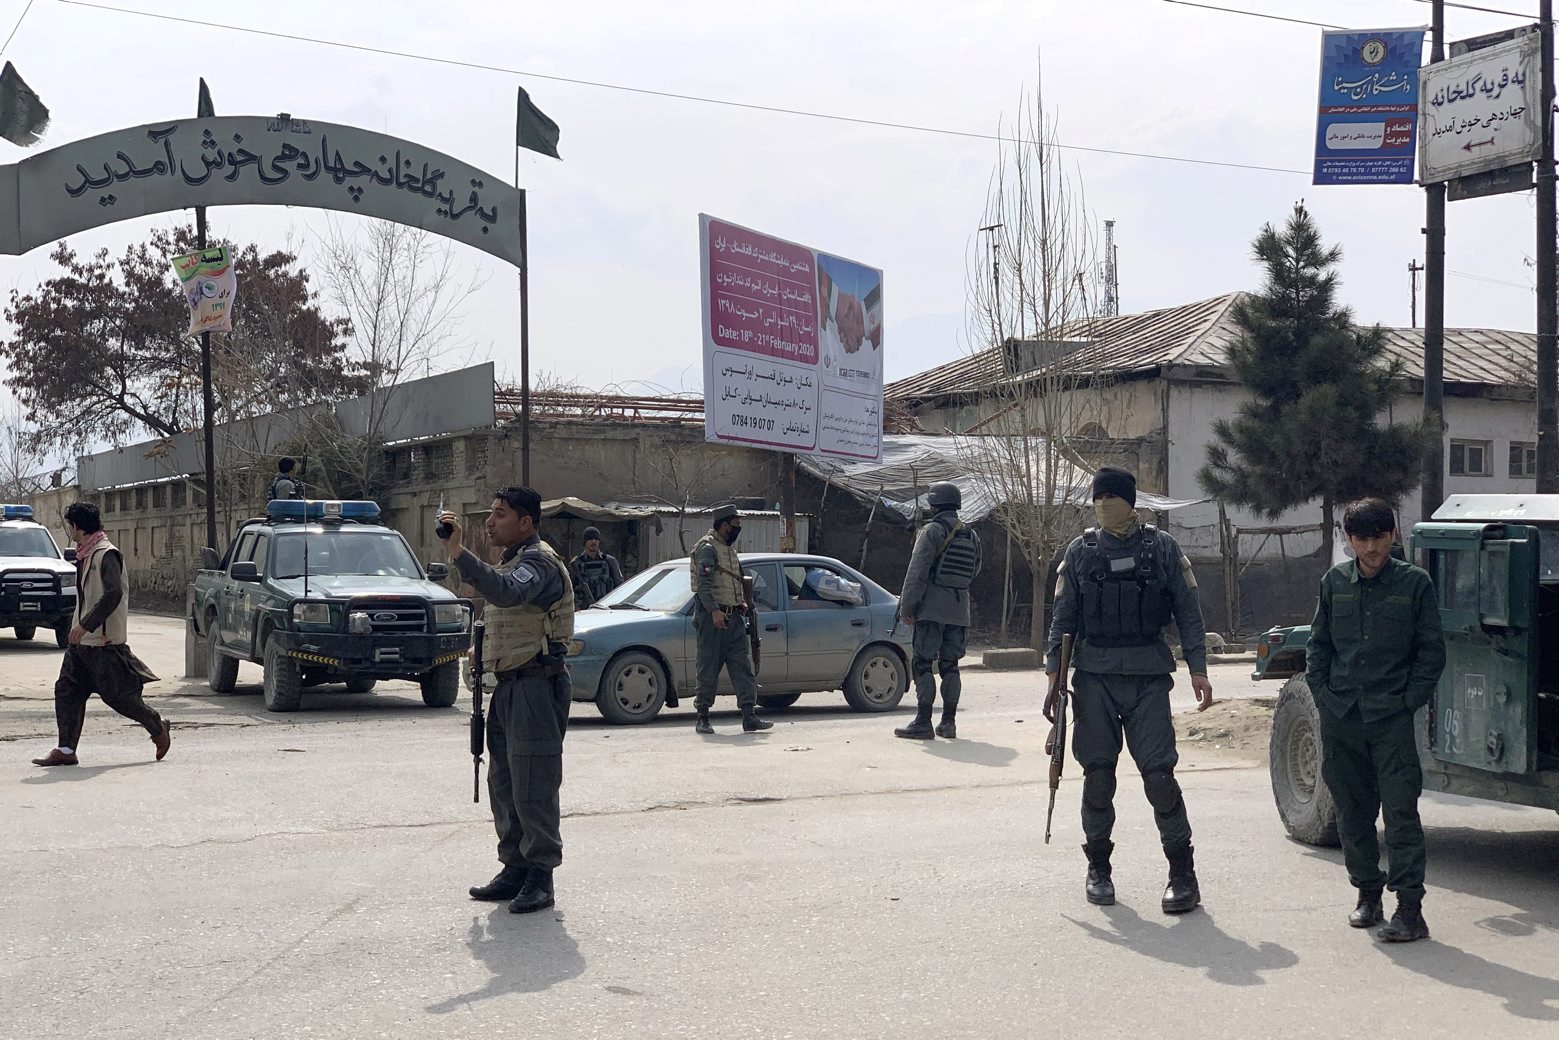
[199,547,220,571]
[230,561,261,583]
[63,547,76,563]
[426,562,450,581]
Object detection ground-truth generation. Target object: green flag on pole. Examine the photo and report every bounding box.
[0,62,48,147]
[516,86,561,159]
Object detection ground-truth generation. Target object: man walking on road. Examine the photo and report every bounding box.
[1306,498,1445,943]
[689,503,771,735]
[31,502,166,767]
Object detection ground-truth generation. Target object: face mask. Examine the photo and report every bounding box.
[724,525,741,546]
[1093,496,1138,537]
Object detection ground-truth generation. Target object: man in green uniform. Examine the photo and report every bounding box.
[1306,498,1446,943]
[1046,467,1213,913]
[570,526,624,609]
[439,487,575,914]
[894,481,981,740]
[690,503,771,735]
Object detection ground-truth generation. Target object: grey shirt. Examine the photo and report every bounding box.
[454,534,567,615]
[1046,524,1208,676]
[899,511,982,628]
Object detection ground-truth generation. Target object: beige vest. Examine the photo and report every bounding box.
[483,539,575,673]
[689,530,743,606]
[75,539,128,646]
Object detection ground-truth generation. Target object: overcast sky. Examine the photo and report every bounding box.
[0,0,1546,401]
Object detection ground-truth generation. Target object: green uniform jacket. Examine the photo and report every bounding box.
[1305,557,1447,723]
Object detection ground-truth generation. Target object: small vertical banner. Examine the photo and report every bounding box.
[1313,28,1426,185]
[169,245,238,335]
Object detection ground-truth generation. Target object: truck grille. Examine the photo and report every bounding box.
[0,570,63,609]
[351,599,429,634]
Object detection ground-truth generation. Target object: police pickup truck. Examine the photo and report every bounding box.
[0,504,77,647]
[188,500,472,711]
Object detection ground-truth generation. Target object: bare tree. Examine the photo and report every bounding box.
[0,402,53,500]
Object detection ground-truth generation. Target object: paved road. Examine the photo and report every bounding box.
[2,617,1556,1039]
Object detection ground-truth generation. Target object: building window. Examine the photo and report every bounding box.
[1450,439,1492,477]
[1510,441,1538,479]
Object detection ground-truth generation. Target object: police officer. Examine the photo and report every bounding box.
[267,457,302,501]
[894,481,982,740]
[690,503,772,735]
[571,526,624,608]
[439,486,575,914]
[1046,467,1213,913]
[1306,498,1445,943]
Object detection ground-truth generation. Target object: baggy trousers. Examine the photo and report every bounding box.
[693,611,758,713]
[1070,671,1191,847]
[54,645,163,750]
[487,670,571,870]
[911,620,967,717]
[1319,702,1426,903]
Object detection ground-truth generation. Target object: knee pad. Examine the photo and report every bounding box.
[911,659,935,679]
[1142,769,1183,815]
[937,660,960,678]
[1082,767,1117,812]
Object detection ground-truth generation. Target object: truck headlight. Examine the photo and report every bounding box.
[58,571,76,589]
[292,603,332,626]
[567,638,586,657]
[434,604,469,630]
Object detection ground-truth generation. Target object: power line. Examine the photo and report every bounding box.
[1451,269,1535,289]
[1405,0,1533,20]
[1,0,36,58]
[55,0,1310,177]
[1160,1,1345,29]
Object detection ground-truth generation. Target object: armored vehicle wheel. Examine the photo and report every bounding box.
[420,661,460,707]
[757,692,802,711]
[55,621,70,648]
[596,650,667,724]
[1270,675,1339,846]
[345,676,377,694]
[14,624,35,641]
[207,619,238,693]
[843,644,907,713]
[262,635,303,712]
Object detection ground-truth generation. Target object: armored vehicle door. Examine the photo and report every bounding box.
[1414,522,1539,775]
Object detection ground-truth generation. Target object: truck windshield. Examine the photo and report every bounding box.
[592,565,691,612]
[271,531,420,579]
[0,528,59,558]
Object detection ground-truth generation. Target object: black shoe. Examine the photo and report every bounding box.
[742,714,773,732]
[1377,903,1430,943]
[508,868,555,914]
[695,713,713,735]
[1083,840,1115,906]
[1349,890,1385,929]
[935,719,957,739]
[1161,842,1201,914]
[469,865,526,901]
[894,719,935,740]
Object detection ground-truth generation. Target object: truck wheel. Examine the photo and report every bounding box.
[207,619,238,693]
[262,636,303,712]
[843,644,907,713]
[420,661,460,707]
[54,621,70,648]
[596,650,667,724]
[757,692,802,711]
[345,677,377,694]
[1269,675,1340,847]
[13,624,35,641]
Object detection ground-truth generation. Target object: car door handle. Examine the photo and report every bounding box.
[850,619,867,627]
[764,623,782,632]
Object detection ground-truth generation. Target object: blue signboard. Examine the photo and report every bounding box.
[1314,28,1426,185]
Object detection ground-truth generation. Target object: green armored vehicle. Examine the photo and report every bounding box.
[1268,494,1559,843]
[188,500,472,712]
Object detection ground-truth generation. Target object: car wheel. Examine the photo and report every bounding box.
[54,621,70,648]
[420,661,460,707]
[207,616,238,693]
[757,692,802,711]
[262,635,303,712]
[843,644,907,713]
[1270,675,1340,847]
[596,650,668,724]
[345,676,377,694]
[14,624,35,641]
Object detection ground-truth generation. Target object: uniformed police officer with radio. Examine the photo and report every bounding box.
[1046,467,1213,914]
[439,487,575,914]
[894,482,982,740]
[690,503,772,735]
[570,526,624,608]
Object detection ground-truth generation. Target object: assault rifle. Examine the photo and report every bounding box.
[1044,633,1074,844]
[741,574,762,675]
[469,621,485,804]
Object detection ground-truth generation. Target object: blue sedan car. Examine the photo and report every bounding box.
[567,553,912,724]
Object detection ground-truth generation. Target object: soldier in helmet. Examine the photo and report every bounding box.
[690,503,772,735]
[1045,466,1213,914]
[570,526,624,609]
[894,481,982,740]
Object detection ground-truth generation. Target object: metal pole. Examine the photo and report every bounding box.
[195,80,218,553]
[1422,2,1447,521]
[518,185,531,487]
[1537,0,1558,493]
[1409,259,1423,329]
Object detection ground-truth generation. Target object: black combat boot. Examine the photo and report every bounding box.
[469,864,526,901]
[1376,899,1430,943]
[934,712,957,740]
[1083,839,1115,906]
[695,712,714,735]
[508,867,556,914]
[895,709,935,740]
[742,711,773,732]
[1161,841,1201,914]
[1349,888,1385,929]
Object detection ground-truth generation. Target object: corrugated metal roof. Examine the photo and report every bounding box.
[887,291,1538,400]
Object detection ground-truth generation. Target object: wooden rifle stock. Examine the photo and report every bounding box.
[1044,634,1074,844]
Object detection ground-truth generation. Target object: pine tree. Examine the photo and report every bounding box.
[1199,204,1428,562]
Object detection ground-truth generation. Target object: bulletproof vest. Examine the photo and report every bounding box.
[577,554,615,599]
[689,531,744,606]
[483,539,575,673]
[268,476,300,500]
[1078,525,1170,648]
[929,518,979,591]
[75,540,128,646]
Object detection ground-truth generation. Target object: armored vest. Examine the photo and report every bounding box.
[577,553,615,600]
[75,539,128,647]
[689,531,744,606]
[267,476,300,500]
[929,518,979,590]
[484,539,575,673]
[1078,526,1169,648]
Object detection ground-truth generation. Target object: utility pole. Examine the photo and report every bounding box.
[195,79,218,553]
[1102,219,1120,317]
[1409,259,1424,328]
[978,222,1003,347]
[1422,1,1446,522]
[1537,0,1558,493]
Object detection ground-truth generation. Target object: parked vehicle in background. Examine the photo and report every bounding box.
[0,504,77,648]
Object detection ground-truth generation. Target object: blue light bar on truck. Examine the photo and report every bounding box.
[1,504,35,520]
[265,500,381,523]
